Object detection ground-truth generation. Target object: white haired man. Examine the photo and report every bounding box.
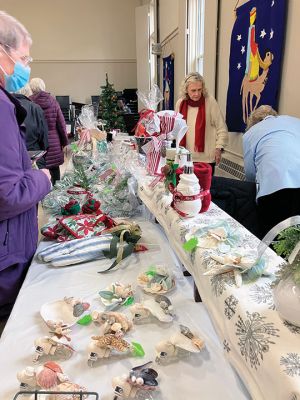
[243,105,300,236]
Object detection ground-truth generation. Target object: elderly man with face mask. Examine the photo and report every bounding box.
[0,11,51,319]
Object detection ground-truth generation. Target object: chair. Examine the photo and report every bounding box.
[56,95,71,123]
[210,176,262,239]
[91,96,100,118]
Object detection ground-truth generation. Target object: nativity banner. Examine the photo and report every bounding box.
[226,0,287,132]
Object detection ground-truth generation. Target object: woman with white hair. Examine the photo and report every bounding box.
[30,77,68,184]
[175,72,228,174]
[243,105,300,236]
[0,11,51,318]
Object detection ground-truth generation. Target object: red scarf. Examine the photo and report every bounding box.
[179,97,206,152]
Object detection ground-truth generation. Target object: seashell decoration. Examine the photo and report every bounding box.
[137,266,176,294]
[40,297,90,328]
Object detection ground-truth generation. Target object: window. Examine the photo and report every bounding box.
[186,0,205,74]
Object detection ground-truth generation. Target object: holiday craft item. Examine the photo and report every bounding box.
[169,156,204,218]
[112,362,159,399]
[155,325,205,364]
[40,297,90,328]
[137,265,176,294]
[33,324,74,363]
[184,221,241,253]
[91,311,133,337]
[87,335,145,366]
[203,251,268,287]
[130,295,174,323]
[98,282,134,310]
[17,362,88,399]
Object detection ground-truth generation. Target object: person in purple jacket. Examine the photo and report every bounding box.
[30,77,69,185]
[0,11,51,318]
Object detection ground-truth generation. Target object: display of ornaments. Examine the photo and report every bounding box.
[137,266,176,294]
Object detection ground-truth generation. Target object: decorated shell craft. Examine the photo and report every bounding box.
[185,222,240,253]
[91,310,133,336]
[17,361,67,390]
[112,361,159,399]
[99,282,134,310]
[87,334,145,366]
[155,324,205,363]
[203,251,268,287]
[137,266,176,294]
[33,325,74,363]
[17,362,88,399]
[40,297,90,328]
[130,295,174,323]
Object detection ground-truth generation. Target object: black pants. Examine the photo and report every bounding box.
[49,166,61,185]
[257,188,300,237]
[209,162,216,176]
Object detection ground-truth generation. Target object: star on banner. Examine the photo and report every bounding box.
[270,29,274,39]
[241,46,245,54]
[260,29,267,38]
[237,34,242,41]
[271,0,275,6]
[237,63,241,70]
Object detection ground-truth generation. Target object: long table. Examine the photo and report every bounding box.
[138,178,300,400]
[0,219,250,400]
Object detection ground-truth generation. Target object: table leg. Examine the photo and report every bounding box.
[194,282,202,302]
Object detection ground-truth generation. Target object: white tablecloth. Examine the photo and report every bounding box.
[0,219,250,400]
[138,179,300,400]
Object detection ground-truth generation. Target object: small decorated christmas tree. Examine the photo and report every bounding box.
[98,73,126,132]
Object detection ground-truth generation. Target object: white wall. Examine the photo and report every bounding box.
[159,0,185,104]
[0,0,140,103]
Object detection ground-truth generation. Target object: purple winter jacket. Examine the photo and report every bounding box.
[0,87,51,271]
[30,91,68,168]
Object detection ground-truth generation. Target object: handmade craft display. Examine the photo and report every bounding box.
[37,228,146,269]
[112,362,159,399]
[87,335,144,366]
[155,325,205,364]
[203,251,268,287]
[40,297,90,328]
[130,295,174,323]
[137,265,176,294]
[33,324,74,363]
[91,311,133,336]
[17,361,88,399]
[134,85,188,175]
[98,282,134,310]
[184,221,241,253]
[170,160,202,218]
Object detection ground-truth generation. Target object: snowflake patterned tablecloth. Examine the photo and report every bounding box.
[138,179,300,400]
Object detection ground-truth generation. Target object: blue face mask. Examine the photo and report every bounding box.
[3,61,31,92]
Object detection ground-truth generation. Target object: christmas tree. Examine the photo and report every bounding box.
[98,73,126,132]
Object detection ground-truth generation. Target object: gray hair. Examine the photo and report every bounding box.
[16,83,32,97]
[179,72,208,99]
[0,11,32,50]
[30,77,46,94]
[246,105,278,130]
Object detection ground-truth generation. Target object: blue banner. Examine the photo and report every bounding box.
[163,54,175,110]
[226,0,287,132]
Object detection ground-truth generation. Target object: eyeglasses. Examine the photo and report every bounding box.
[0,43,33,65]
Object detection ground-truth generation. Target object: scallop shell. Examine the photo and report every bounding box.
[137,267,176,294]
[99,282,133,309]
[40,298,89,327]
